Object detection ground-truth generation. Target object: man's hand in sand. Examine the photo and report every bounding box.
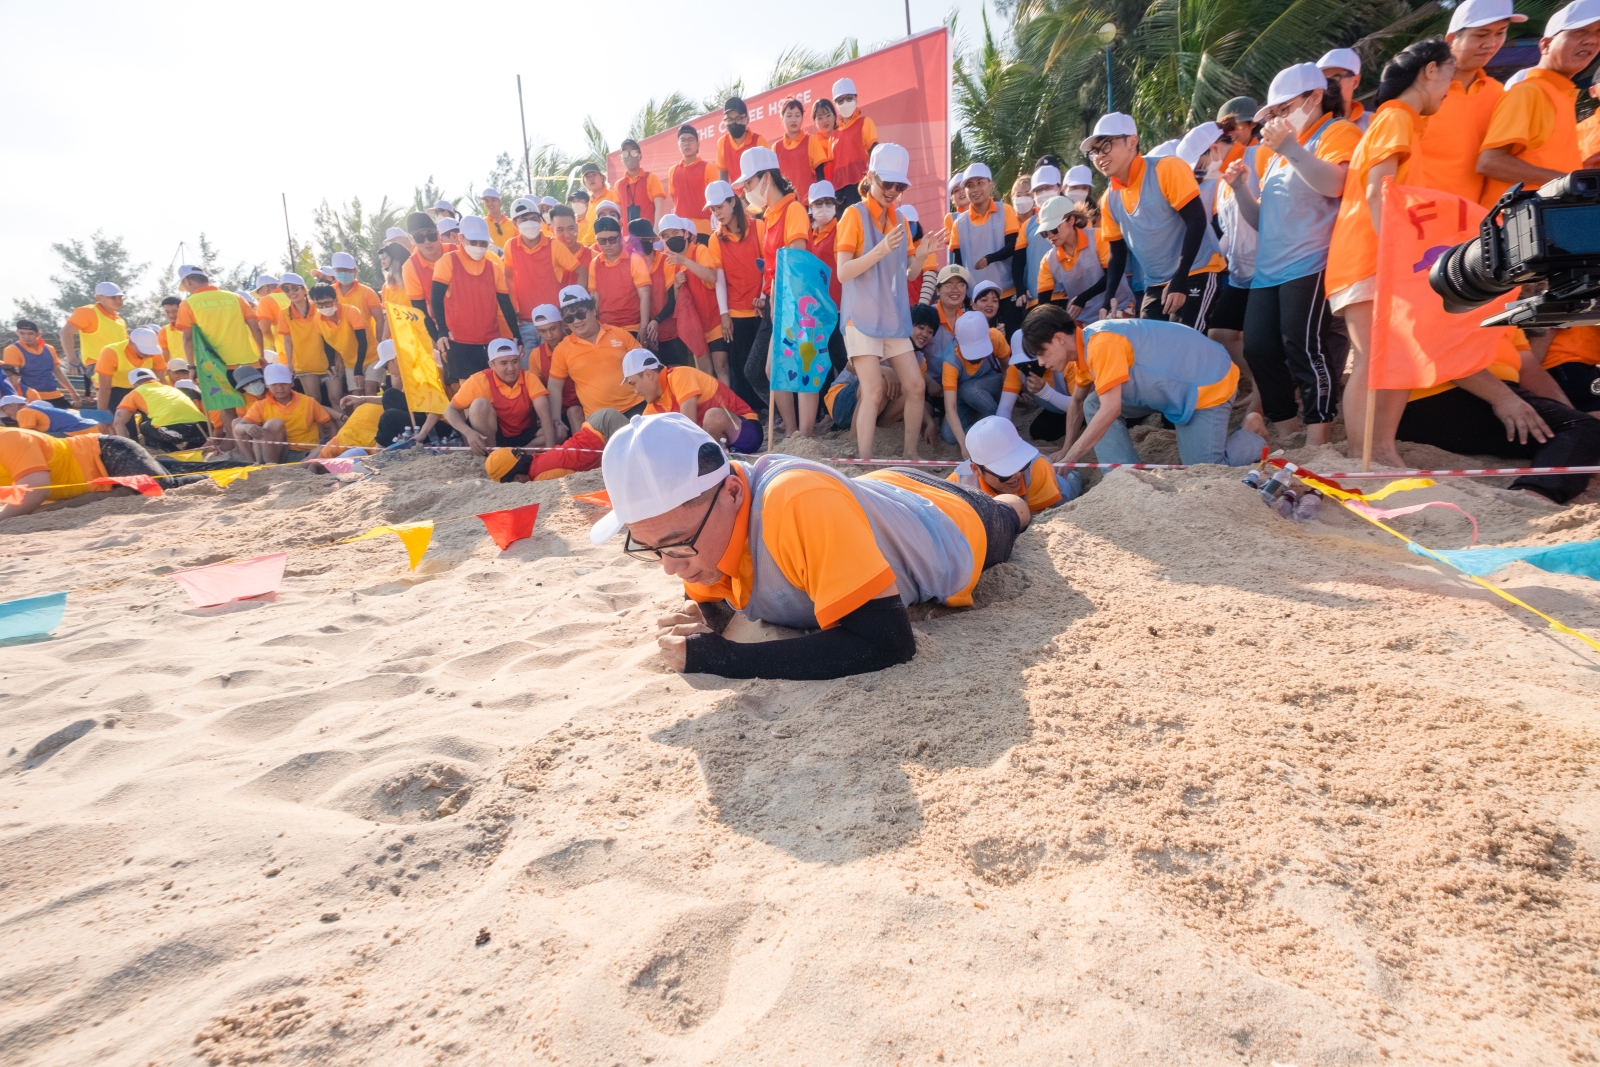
[656,601,713,671]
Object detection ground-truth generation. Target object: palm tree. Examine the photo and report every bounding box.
[764,37,863,89]
[701,77,747,112]
[629,93,703,140]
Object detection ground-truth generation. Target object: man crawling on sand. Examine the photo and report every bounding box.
[589,412,1030,679]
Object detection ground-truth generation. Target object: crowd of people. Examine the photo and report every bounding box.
[7,1,1600,675]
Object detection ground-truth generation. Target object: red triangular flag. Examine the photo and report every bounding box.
[572,490,611,508]
[0,485,29,506]
[90,475,164,497]
[476,503,540,550]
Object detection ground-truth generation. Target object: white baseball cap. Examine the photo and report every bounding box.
[167,357,189,370]
[1079,112,1138,153]
[1262,63,1330,116]
[439,216,462,234]
[94,281,123,297]
[263,362,296,385]
[177,264,206,281]
[832,77,857,98]
[1036,195,1076,232]
[128,327,162,355]
[590,412,730,544]
[869,143,911,185]
[127,367,158,386]
[459,215,490,242]
[330,251,357,270]
[540,196,557,207]
[898,204,920,225]
[255,274,279,288]
[1148,139,1180,158]
[954,310,993,359]
[385,227,407,241]
[808,180,837,201]
[1449,0,1527,32]
[657,214,691,233]
[0,394,25,408]
[966,416,1039,478]
[433,199,455,213]
[531,303,561,325]
[1547,0,1600,35]
[373,339,397,367]
[948,172,965,192]
[511,197,540,217]
[971,279,1000,299]
[1316,48,1361,75]
[734,145,781,187]
[279,272,306,287]
[621,348,664,379]
[1176,121,1224,166]
[1031,164,1063,188]
[482,187,502,199]
[963,162,993,182]
[704,179,736,208]
[1065,165,1094,187]
[558,284,592,307]
[488,338,518,359]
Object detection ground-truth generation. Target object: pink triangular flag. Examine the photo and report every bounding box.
[168,552,288,607]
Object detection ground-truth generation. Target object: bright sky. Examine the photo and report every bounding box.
[3,0,986,315]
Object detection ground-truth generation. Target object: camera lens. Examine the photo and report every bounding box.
[1429,236,1518,314]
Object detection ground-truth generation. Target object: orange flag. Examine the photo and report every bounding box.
[1370,179,1519,390]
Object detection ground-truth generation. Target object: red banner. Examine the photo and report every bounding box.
[609,28,950,231]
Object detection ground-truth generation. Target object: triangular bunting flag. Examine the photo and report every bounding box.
[340,521,434,569]
[572,490,611,507]
[0,591,68,641]
[168,553,288,607]
[476,503,540,550]
[90,475,164,497]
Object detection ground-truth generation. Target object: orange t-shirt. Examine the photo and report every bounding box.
[1418,73,1504,203]
[548,326,642,417]
[450,368,549,407]
[241,392,333,449]
[316,305,369,369]
[95,343,167,380]
[402,248,446,301]
[951,452,1063,513]
[615,171,668,224]
[1543,325,1600,369]
[1326,100,1426,296]
[834,195,915,256]
[0,427,108,499]
[588,252,653,331]
[1480,67,1582,206]
[644,364,756,421]
[3,341,62,398]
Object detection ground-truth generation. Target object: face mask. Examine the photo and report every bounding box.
[665,235,688,253]
[334,270,356,284]
[1033,188,1060,202]
[837,100,857,118]
[1066,189,1089,204]
[744,183,766,210]
[518,221,541,239]
[811,204,836,224]
[317,305,338,318]
[1014,195,1035,213]
[1286,101,1317,134]
[464,244,488,261]
[727,122,747,139]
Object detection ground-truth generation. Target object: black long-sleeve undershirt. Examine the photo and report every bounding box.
[430,281,517,345]
[411,298,440,341]
[682,596,917,679]
[654,283,676,326]
[1075,197,1207,305]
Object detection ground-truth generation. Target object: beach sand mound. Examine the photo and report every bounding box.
[1,435,1598,1066]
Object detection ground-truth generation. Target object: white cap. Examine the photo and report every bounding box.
[1316,48,1361,75]
[1262,63,1329,116]
[953,310,993,359]
[621,348,664,379]
[1148,139,1180,158]
[458,215,489,241]
[704,179,736,208]
[1031,165,1063,188]
[963,162,993,182]
[971,279,1000,299]
[832,77,857,98]
[127,367,158,386]
[869,143,911,185]
[439,216,462,234]
[94,281,123,297]
[590,413,730,544]
[541,196,557,207]
[1079,112,1138,153]
[433,199,455,212]
[1506,67,1532,86]
[511,197,540,217]
[279,272,306,288]
[1450,0,1528,32]
[0,394,25,407]
[481,187,502,199]
[1176,121,1224,166]
[966,416,1039,478]
[1065,165,1094,187]
[657,214,691,233]
[385,227,407,241]
[898,204,920,225]
[167,357,189,370]
[488,338,518,359]
[255,274,279,288]
[374,339,396,367]
[808,180,837,201]
[1007,330,1029,364]
[594,201,622,219]
[330,252,357,270]
[1036,195,1076,232]
[558,284,591,307]
[263,363,295,385]
[531,303,561,325]
[262,349,280,364]
[128,326,162,355]
[177,264,206,281]
[1547,0,1600,35]
[734,145,781,187]
[948,173,965,193]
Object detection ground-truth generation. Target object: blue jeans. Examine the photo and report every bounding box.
[941,369,1003,443]
[1081,390,1263,466]
[516,321,541,370]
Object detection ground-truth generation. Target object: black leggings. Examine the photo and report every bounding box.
[1243,270,1342,425]
[1397,385,1600,503]
[96,435,168,478]
[726,315,764,412]
[744,313,774,406]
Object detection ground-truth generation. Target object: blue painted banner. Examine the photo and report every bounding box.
[771,248,837,394]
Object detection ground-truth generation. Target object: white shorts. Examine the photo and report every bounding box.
[844,323,913,361]
[1328,276,1376,315]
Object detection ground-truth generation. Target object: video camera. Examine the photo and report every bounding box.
[1429,169,1600,328]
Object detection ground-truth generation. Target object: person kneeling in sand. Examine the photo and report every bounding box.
[445,338,556,456]
[485,407,628,482]
[621,350,762,453]
[232,363,338,463]
[950,415,1082,514]
[590,412,1030,679]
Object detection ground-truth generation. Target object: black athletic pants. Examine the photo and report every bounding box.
[1139,271,1221,332]
[726,315,764,412]
[745,312,774,407]
[1548,361,1600,412]
[1396,385,1600,503]
[1243,270,1341,425]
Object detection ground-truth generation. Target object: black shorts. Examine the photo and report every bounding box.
[882,468,1021,570]
[655,337,695,367]
[495,423,540,448]
[1140,271,1222,333]
[445,342,490,383]
[1208,277,1251,332]
[140,421,209,451]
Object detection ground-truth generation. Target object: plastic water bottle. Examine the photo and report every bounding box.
[1240,468,1264,489]
[1294,489,1322,522]
[1277,489,1298,518]
[1258,467,1293,506]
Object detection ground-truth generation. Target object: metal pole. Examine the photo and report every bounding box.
[904,0,911,35]
[517,75,534,194]
[1106,44,1114,112]
[281,193,294,266]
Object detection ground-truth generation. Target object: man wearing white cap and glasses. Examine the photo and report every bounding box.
[594,412,1027,679]
[1477,0,1600,205]
[835,143,947,462]
[480,188,515,248]
[547,284,648,423]
[1414,0,1526,202]
[1073,112,1226,331]
[444,337,554,455]
[1317,48,1370,129]
[951,162,1027,334]
[60,281,128,388]
[827,77,879,208]
[429,215,519,384]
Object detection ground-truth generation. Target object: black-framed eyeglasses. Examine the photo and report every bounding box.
[561,306,591,323]
[1085,137,1126,157]
[596,235,621,245]
[623,480,723,561]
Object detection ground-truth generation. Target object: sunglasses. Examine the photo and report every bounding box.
[880,181,909,194]
[561,307,591,323]
[624,481,723,561]
[596,235,621,245]
[414,230,440,242]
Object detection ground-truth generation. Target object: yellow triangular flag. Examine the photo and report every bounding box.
[340,521,434,570]
[207,466,260,488]
[1362,477,1436,502]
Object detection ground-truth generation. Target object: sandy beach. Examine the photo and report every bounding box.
[2,426,1598,1066]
